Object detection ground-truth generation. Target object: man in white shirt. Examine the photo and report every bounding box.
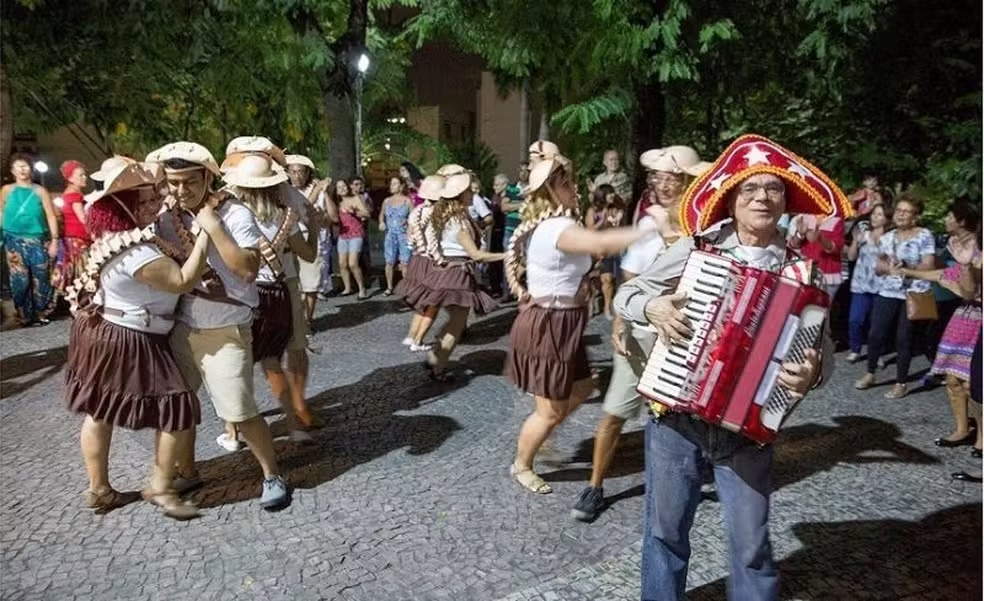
[149,141,289,510]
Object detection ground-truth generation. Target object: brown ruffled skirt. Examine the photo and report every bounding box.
[65,311,200,432]
[411,259,498,315]
[504,304,591,399]
[252,281,292,361]
[395,254,435,312]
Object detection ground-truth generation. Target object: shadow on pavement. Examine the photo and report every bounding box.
[458,309,518,346]
[190,349,507,509]
[544,415,938,518]
[310,298,409,331]
[688,503,983,600]
[0,346,67,399]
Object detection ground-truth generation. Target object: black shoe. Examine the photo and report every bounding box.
[571,486,604,522]
[935,432,976,447]
[951,471,983,483]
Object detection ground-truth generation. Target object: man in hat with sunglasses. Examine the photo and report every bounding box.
[615,135,850,600]
[149,141,290,510]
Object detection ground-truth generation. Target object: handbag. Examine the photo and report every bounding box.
[906,289,938,321]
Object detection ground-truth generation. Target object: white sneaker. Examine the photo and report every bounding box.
[216,433,243,452]
[289,430,313,443]
[845,352,860,363]
[402,337,414,346]
[409,343,432,352]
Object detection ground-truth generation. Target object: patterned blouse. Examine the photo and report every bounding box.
[877,228,936,300]
[850,229,883,295]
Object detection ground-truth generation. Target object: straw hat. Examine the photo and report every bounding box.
[418,175,446,201]
[527,154,572,194]
[285,154,316,170]
[222,154,288,189]
[91,155,138,182]
[639,146,708,176]
[84,162,162,205]
[441,172,473,199]
[224,136,287,168]
[436,164,468,177]
[528,140,560,165]
[149,142,222,177]
[678,134,854,236]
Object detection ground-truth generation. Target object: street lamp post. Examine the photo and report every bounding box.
[353,52,370,178]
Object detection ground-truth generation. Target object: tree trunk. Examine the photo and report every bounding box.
[628,78,665,205]
[538,110,550,142]
[325,92,357,180]
[518,78,530,163]
[0,61,12,172]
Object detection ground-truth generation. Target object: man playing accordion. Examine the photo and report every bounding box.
[614,135,854,601]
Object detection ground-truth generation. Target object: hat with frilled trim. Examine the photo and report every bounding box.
[678,134,854,236]
[418,175,446,201]
[149,142,222,177]
[223,136,287,169]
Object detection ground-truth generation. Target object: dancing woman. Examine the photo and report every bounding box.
[395,175,446,351]
[503,153,658,494]
[416,167,503,381]
[65,161,210,519]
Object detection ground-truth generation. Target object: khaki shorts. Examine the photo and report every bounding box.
[285,277,308,352]
[169,321,259,423]
[601,328,655,421]
[297,256,323,293]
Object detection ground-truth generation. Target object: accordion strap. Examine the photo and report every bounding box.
[257,206,298,279]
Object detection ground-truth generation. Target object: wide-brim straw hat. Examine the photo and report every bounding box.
[441,172,473,199]
[91,155,138,182]
[678,134,854,236]
[222,154,288,189]
[436,163,467,177]
[84,162,162,205]
[528,140,560,165]
[639,146,708,177]
[285,154,316,170]
[148,142,222,177]
[224,136,287,167]
[527,154,573,194]
[418,175,446,201]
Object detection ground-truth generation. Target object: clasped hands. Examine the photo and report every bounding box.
[643,292,819,398]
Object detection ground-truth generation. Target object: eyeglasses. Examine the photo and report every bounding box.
[738,182,785,199]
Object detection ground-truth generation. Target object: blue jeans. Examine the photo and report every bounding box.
[848,291,876,353]
[642,414,777,601]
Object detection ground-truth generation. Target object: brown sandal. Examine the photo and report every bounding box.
[141,488,201,520]
[84,488,140,513]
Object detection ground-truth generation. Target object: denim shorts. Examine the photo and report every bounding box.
[337,236,363,255]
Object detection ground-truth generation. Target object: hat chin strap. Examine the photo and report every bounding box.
[110,195,141,228]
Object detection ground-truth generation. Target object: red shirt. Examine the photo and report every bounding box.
[62,191,89,240]
[796,215,844,277]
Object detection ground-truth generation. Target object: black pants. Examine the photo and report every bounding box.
[866,296,916,384]
[487,227,505,296]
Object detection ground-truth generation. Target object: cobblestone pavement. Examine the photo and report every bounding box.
[1,294,981,601]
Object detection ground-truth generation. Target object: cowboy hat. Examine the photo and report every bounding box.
[639,146,707,177]
[418,175,446,202]
[224,136,287,168]
[91,155,138,182]
[440,171,473,199]
[222,154,288,189]
[435,163,468,177]
[285,154,316,170]
[84,162,162,205]
[149,142,222,177]
[528,140,560,165]
[527,154,573,194]
[678,134,854,236]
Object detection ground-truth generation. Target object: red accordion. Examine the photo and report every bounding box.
[636,249,829,444]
